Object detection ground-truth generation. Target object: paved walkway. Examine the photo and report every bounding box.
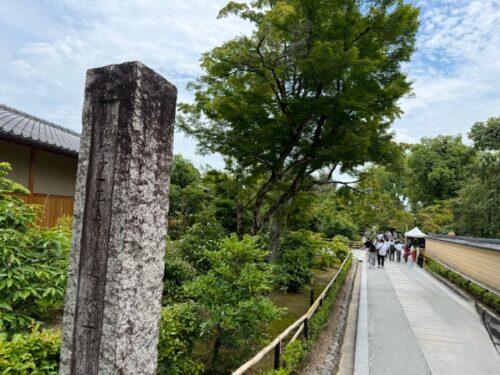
[354,255,500,375]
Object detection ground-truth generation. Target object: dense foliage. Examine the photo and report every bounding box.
[157,302,204,375]
[183,235,283,374]
[180,0,419,234]
[0,162,68,374]
[277,230,317,292]
[406,136,475,208]
[0,327,61,374]
[0,163,70,333]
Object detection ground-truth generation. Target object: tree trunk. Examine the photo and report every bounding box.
[209,329,223,374]
[236,200,245,239]
[268,213,283,262]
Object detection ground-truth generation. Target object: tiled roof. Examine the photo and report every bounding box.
[428,234,500,252]
[0,104,80,157]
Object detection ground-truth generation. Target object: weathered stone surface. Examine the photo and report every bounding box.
[60,61,177,375]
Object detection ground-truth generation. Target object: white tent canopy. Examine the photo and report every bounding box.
[405,227,427,238]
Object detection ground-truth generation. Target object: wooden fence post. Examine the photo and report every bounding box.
[274,341,281,369]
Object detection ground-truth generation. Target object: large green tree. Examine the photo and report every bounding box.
[469,116,500,152]
[453,155,500,238]
[406,135,475,208]
[453,117,500,237]
[180,0,419,234]
[350,164,413,234]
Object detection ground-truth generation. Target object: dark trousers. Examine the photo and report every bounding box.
[396,250,401,262]
[389,249,395,261]
[377,254,385,267]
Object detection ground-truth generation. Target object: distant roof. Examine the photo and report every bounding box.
[428,234,500,252]
[0,104,80,157]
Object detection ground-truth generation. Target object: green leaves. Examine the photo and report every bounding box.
[0,162,70,334]
[277,230,318,292]
[407,136,475,207]
[157,302,204,375]
[469,116,500,151]
[0,163,30,196]
[181,0,420,233]
[182,234,283,372]
[0,326,60,374]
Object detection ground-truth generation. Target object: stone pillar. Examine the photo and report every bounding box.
[60,61,177,375]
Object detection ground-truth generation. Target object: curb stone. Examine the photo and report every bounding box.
[304,257,359,375]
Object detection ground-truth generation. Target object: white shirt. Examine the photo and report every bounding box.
[378,242,390,256]
[395,243,404,251]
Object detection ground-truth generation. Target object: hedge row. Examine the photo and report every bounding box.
[425,257,500,315]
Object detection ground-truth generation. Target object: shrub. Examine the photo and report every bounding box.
[157,302,204,375]
[277,231,318,292]
[331,236,349,261]
[183,235,283,374]
[313,248,336,270]
[482,291,500,314]
[260,254,352,375]
[0,163,70,333]
[163,243,197,302]
[332,235,349,245]
[0,327,60,374]
[176,219,226,272]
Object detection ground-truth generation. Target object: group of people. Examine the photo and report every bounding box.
[363,234,420,269]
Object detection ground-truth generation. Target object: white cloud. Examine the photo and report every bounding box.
[0,0,251,169]
[1,0,499,168]
[395,0,500,142]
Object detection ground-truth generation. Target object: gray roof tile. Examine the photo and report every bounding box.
[0,104,80,156]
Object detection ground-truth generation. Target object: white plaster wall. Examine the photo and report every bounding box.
[0,139,30,188]
[34,150,77,196]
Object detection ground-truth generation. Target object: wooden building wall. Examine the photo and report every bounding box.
[426,238,500,294]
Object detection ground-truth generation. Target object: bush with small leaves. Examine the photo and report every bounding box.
[277,231,318,292]
[176,218,226,272]
[163,242,197,303]
[0,163,70,333]
[183,235,283,374]
[313,248,336,269]
[0,326,60,374]
[157,302,204,375]
[331,236,349,261]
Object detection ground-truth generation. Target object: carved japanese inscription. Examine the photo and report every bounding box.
[70,102,118,374]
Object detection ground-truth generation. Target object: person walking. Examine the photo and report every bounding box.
[377,239,389,268]
[404,241,411,263]
[408,243,417,269]
[365,239,377,269]
[395,240,403,262]
[388,240,396,261]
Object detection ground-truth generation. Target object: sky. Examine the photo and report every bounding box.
[1,0,499,169]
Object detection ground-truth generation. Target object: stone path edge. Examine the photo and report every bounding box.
[353,257,368,375]
[302,253,359,375]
